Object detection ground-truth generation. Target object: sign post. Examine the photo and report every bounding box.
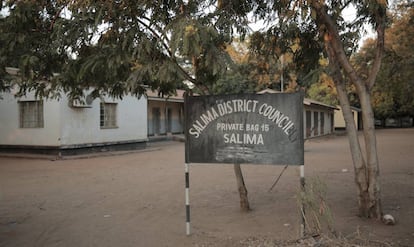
[185,163,190,235]
[300,164,305,237]
[184,92,304,236]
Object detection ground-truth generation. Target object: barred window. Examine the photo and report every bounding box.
[100,103,117,128]
[19,100,44,128]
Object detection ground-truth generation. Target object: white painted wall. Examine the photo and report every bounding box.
[0,91,61,146]
[59,94,147,146]
[0,91,147,147]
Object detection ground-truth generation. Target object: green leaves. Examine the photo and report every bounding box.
[354,3,414,119]
[0,0,390,102]
[248,23,322,91]
[306,72,339,106]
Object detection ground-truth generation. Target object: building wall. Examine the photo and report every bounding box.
[147,100,183,136]
[303,106,335,139]
[0,92,148,148]
[146,98,334,139]
[59,95,148,146]
[0,91,61,146]
[334,107,358,129]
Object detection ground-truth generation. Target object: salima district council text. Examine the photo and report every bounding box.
[188,99,299,142]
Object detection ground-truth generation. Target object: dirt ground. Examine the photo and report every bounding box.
[0,128,413,247]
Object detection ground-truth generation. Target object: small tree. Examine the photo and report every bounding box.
[250,0,387,219]
[310,0,387,218]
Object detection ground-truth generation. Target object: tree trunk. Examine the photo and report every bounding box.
[233,163,250,212]
[322,26,383,219]
[357,90,383,218]
[337,81,382,218]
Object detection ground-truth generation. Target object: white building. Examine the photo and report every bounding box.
[146,89,185,136]
[145,89,339,139]
[0,86,338,156]
[0,89,147,156]
[259,89,338,139]
[303,98,338,138]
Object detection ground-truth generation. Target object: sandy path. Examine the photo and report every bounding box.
[0,129,413,246]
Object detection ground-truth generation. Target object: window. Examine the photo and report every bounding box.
[100,103,117,128]
[19,100,44,128]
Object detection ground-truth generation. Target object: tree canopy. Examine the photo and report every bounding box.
[1,0,373,99]
[353,2,414,121]
[0,0,254,99]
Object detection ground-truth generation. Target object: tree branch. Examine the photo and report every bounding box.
[49,4,67,32]
[366,11,386,90]
[136,18,196,84]
[339,0,354,13]
[311,1,386,92]
[141,16,171,44]
[311,2,365,91]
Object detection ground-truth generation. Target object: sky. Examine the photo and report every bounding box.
[247,4,376,48]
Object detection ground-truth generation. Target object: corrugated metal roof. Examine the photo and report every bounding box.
[303,98,339,110]
[258,89,338,110]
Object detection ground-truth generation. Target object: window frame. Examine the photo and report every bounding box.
[100,102,118,129]
[19,100,44,128]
